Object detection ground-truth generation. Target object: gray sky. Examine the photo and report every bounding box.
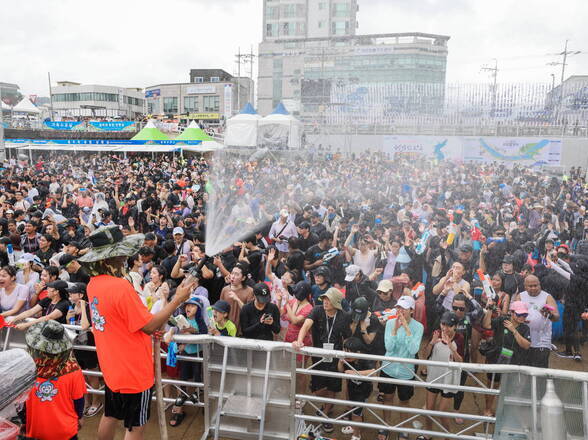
[1,0,587,96]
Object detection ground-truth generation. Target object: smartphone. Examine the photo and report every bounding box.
[262,313,271,321]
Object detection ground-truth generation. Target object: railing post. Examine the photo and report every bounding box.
[289,351,297,439]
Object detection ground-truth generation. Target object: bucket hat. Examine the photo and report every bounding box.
[25,320,72,355]
[77,225,144,263]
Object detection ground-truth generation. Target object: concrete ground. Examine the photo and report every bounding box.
[79,343,588,440]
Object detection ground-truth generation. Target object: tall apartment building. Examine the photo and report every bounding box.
[263,0,358,41]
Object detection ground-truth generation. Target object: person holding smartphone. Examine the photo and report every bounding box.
[239,283,281,341]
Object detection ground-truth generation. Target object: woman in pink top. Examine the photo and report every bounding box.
[281,281,313,349]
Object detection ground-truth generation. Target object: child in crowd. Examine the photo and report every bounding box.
[208,300,237,337]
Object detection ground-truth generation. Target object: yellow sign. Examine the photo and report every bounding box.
[186,113,220,120]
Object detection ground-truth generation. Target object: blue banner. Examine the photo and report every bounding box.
[44,121,83,130]
[89,121,135,131]
[6,138,203,146]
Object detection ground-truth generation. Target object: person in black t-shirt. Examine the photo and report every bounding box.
[297,222,319,252]
[337,337,376,440]
[10,280,71,329]
[304,231,333,272]
[240,283,281,341]
[482,299,531,417]
[349,296,380,354]
[293,288,351,434]
[59,254,91,284]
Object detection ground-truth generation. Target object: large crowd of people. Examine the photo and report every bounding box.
[1,150,588,440]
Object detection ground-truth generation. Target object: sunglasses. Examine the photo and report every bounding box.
[378,290,391,295]
[452,306,466,312]
[513,312,528,318]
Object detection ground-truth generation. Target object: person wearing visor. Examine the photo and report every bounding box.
[59,254,90,284]
[240,282,280,341]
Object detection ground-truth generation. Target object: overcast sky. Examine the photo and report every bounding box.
[1,0,587,96]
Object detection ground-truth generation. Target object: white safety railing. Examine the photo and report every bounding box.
[3,326,588,440]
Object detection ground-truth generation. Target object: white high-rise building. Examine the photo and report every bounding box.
[263,0,358,41]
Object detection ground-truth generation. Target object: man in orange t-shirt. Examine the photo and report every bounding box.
[79,225,195,440]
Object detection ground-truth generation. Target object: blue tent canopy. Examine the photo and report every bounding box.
[271,102,289,115]
[240,103,257,115]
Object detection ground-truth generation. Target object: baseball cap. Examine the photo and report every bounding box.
[67,283,87,295]
[58,254,76,269]
[377,279,394,293]
[253,282,271,304]
[510,301,529,315]
[46,280,69,294]
[345,265,361,282]
[320,287,344,311]
[502,255,515,265]
[351,296,369,322]
[173,227,184,236]
[17,253,35,265]
[185,297,203,307]
[280,209,289,217]
[396,295,416,310]
[212,300,231,314]
[459,244,473,253]
[440,311,459,326]
[298,221,310,230]
[5,209,14,214]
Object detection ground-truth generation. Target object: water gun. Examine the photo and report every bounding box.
[471,222,482,251]
[411,282,425,299]
[415,229,431,255]
[373,308,398,321]
[322,248,340,262]
[477,269,496,301]
[446,223,457,246]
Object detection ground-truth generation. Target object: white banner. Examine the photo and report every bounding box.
[382,135,562,165]
[186,85,216,95]
[223,84,233,120]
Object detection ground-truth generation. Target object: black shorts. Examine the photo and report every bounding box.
[486,372,502,383]
[426,387,456,398]
[104,385,152,430]
[310,358,342,393]
[347,386,371,416]
[378,370,414,402]
[179,352,202,383]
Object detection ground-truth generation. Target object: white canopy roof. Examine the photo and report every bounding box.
[12,97,40,114]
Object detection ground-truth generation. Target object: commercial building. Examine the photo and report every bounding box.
[0,82,21,106]
[263,0,358,41]
[50,81,145,119]
[258,1,449,124]
[144,69,253,124]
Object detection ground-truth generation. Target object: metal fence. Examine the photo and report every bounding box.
[3,326,588,440]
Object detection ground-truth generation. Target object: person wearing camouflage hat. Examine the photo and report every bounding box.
[81,225,196,439]
[24,320,87,440]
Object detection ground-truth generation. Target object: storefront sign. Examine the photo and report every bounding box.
[187,113,220,120]
[186,85,216,94]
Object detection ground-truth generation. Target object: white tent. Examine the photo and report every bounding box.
[225,103,261,147]
[257,102,303,150]
[12,98,40,114]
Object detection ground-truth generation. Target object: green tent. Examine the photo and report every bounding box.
[131,120,170,141]
[176,121,213,141]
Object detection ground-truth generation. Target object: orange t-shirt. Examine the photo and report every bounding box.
[87,275,154,393]
[26,369,86,440]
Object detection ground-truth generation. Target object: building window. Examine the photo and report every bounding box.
[203,96,220,112]
[281,22,291,36]
[194,77,204,83]
[147,100,160,114]
[265,5,279,19]
[163,97,178,114]
[210,77,220,83]
[282,4,296,18]
[266,23,278,37]
[332,2,350,17]
[318,2,326,10]
[184,96,199,113]
[331,20,349,35]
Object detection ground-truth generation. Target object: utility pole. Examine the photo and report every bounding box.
[47,72,55,121]
[547,39,582,122]
[235,48,257,110]
[481,59,498,117]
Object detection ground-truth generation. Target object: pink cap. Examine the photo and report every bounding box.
[510,301,529,315]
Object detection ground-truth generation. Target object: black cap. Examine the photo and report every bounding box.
[253,282,271,304]
[67,282,87,295]
[502,255,515,265]
[440,311,459,327]
[66,218,77,227]
[212,300,231,314]
[351,296,369,322]
[298,221,310,230]
[459,244,473,253]
[68,241,82,249]
[58,254,76,269]
[46,280,69,294]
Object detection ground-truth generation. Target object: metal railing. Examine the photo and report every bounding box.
[3,325,588,439]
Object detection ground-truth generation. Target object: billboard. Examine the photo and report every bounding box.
[145,89,160,98]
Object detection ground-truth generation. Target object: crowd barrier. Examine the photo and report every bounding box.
[2,325,588,439]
